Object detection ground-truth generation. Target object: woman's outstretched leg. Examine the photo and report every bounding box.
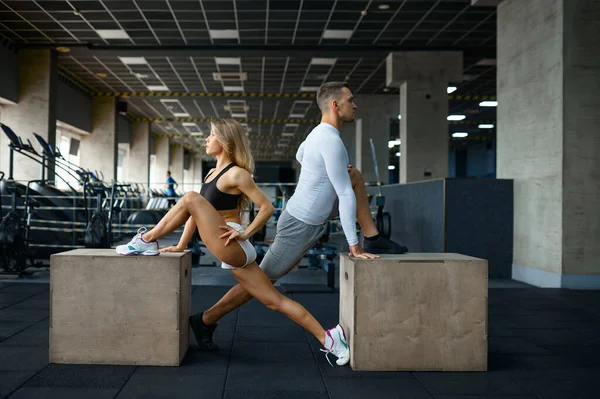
[230,263,349,366]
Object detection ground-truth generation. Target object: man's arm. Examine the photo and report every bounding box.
[321,137,358,246]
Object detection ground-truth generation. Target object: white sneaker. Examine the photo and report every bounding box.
[320,324,350,366]
[115,227,159,256]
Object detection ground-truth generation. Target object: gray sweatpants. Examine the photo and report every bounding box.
[259,210,328,280]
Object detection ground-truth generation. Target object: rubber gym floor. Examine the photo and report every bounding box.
[1,273,599,399]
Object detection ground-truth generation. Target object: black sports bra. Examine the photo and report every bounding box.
[200,163,241,211]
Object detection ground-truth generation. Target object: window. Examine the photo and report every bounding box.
[55,127,82,191]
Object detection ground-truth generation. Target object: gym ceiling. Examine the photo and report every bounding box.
[0,0,497,161]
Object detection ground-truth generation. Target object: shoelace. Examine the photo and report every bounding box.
[129,227,147,245]
[319,348,336,367]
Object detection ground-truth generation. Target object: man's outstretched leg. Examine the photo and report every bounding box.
[347,165,408,254]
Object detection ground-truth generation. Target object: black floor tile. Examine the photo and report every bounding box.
[231,341,315,363]
[225,390,329,399]
[434,396,535,399]
[0,371,36,399]
[0,293,38,305]
[135,348,229,375]
[24,365,136,389]
[542,345,600,368]
[0,326,48,348]
[226,359,325,392]
[235,323,307,343]
[516,379,599,399]
[115,372,224,399]
[0,321,39,342]
[325,376,434,399]
[0,284,48,294]
[0,282,15,290]
[488,353,581,372]
[0,347,48,372]
[488,337,550,355]
[237,301,294,326]
[7,387,119,399]
[0,309,48,323]
[9,298,50,310]
[505,327,600,346]
[413,372,531,396]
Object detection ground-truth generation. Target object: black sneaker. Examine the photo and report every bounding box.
[363,236,408,254]
[189,312,219,351]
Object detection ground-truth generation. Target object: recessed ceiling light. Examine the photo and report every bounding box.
[182,123,197,127]
[300,86,320,92]
[378,4,390,10]
[146,85,169,92]
[478,124,495,129]
[447,86,457,94]
[397,114,402,120]
[214,57,241,65]
[223,86,244,92]
[476,58,497,66]
[119,57,147,65]
[447,115,466,121]
[396,152,400,157]
[95,72,107,78]
[388,165,395,170]
[310,57,337,66]
[209,29,239,40]
[452,132,469,138]
[479,101,498,107]
[56,46,70,53]
[134,72,150,79]
[96,29,130,40]
[382,88,390,92]
[173,113,190,117]
[321,30,353,40]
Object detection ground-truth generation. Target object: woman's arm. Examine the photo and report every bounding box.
[161,216,196,252]
[232,170,275,239]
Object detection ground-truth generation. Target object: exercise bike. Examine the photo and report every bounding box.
[0,179,43,276]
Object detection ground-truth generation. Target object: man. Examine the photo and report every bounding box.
[190,82,407,351]
[165,170,178,207]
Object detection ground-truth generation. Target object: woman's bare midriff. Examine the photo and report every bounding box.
[218,209,241,225]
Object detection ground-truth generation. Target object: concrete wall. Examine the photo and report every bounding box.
[0,40,18,103]
[497,0,565,276]
[152,136,170,188]
[561,0,600,275]
[341,94,398,184]
[126,121,150,185]
[56,75,92,133]
[0,50,57,183]
[80,97,117,181]
[169,145,184,191]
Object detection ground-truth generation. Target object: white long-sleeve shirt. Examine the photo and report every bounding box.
[285,123,358,246]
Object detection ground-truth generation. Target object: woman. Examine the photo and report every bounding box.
[116,119,349,367]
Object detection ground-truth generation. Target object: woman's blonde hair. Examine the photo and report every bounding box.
[211,119,255,213]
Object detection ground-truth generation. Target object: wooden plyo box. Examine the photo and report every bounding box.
[340,253,488,371]
[49,249,191,366]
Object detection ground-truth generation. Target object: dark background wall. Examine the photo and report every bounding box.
[0,39,18,103]
[56,74,92,133]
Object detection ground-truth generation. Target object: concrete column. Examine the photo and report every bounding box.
[497,0,600,288]
[0,49,57,183]
[80,97,117,181]
[183,153,194,193]
[126,121,150,186]
[169,144,184,192]
[193,155,203,192]
[152,136,169,190]
[339,94,399,184]
[386,52,462,184]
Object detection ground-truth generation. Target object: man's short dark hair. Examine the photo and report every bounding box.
[167,171,171,175]
[317,82,349,112]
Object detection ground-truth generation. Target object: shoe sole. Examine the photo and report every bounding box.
[189,316,219,352]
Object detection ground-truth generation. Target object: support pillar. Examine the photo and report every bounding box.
[193,156,203,192]
[169,144,184,192]
[386,52,463,184]
[126,121,150,186]
[0,49,57,183]
[152,136,170,190]
[497,0,600,288]
[183,152,194,193]
[80,97,117,181]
